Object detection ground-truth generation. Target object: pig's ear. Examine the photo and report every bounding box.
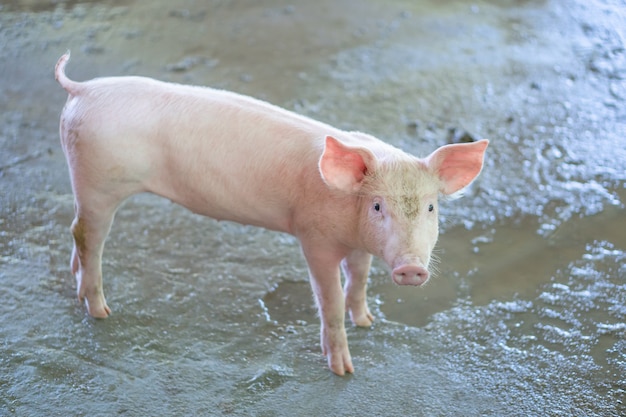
[425,139,489,195]
[319,136,376,193]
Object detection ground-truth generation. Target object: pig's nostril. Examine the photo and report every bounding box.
[392,265,430,286]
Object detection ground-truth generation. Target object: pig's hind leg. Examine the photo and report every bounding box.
[69,179,138,318]
[70,196,117,318]
[341,250,375,327]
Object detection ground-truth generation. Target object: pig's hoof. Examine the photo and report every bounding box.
[321,330,354,376]
[352,313,374,327]
[349,306,374,327]
[84,296,112,318]
[327,351,354,376]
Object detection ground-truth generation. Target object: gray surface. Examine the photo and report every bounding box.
[1,0,625,415]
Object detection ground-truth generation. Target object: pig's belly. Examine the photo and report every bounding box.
[147,172,294,235]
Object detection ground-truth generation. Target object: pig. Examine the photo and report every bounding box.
[55,52,488,376]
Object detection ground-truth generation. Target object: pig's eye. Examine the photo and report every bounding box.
[374,202,381,212]
[428,204,434,212]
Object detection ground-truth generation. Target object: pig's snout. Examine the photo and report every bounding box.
[392,264,430,286]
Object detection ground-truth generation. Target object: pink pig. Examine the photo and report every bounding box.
[55,52,488,375]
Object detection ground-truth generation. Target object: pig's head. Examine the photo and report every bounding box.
[319,135,488,286]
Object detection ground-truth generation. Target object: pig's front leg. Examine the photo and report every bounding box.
[302,243,354,376]
[341,250,375,327]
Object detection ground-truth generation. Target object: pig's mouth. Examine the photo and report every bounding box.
[391,264,430,286]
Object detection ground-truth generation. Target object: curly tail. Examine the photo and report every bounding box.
[55,51,80,94]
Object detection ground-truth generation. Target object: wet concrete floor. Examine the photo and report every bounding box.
[1,0,625,415]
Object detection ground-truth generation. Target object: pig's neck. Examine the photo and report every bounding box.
[290,181,370,257]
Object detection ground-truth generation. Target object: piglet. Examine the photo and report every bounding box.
[55,52,488,375]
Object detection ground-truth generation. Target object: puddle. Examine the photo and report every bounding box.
[425,238,626,414]
[261,281,317,327]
